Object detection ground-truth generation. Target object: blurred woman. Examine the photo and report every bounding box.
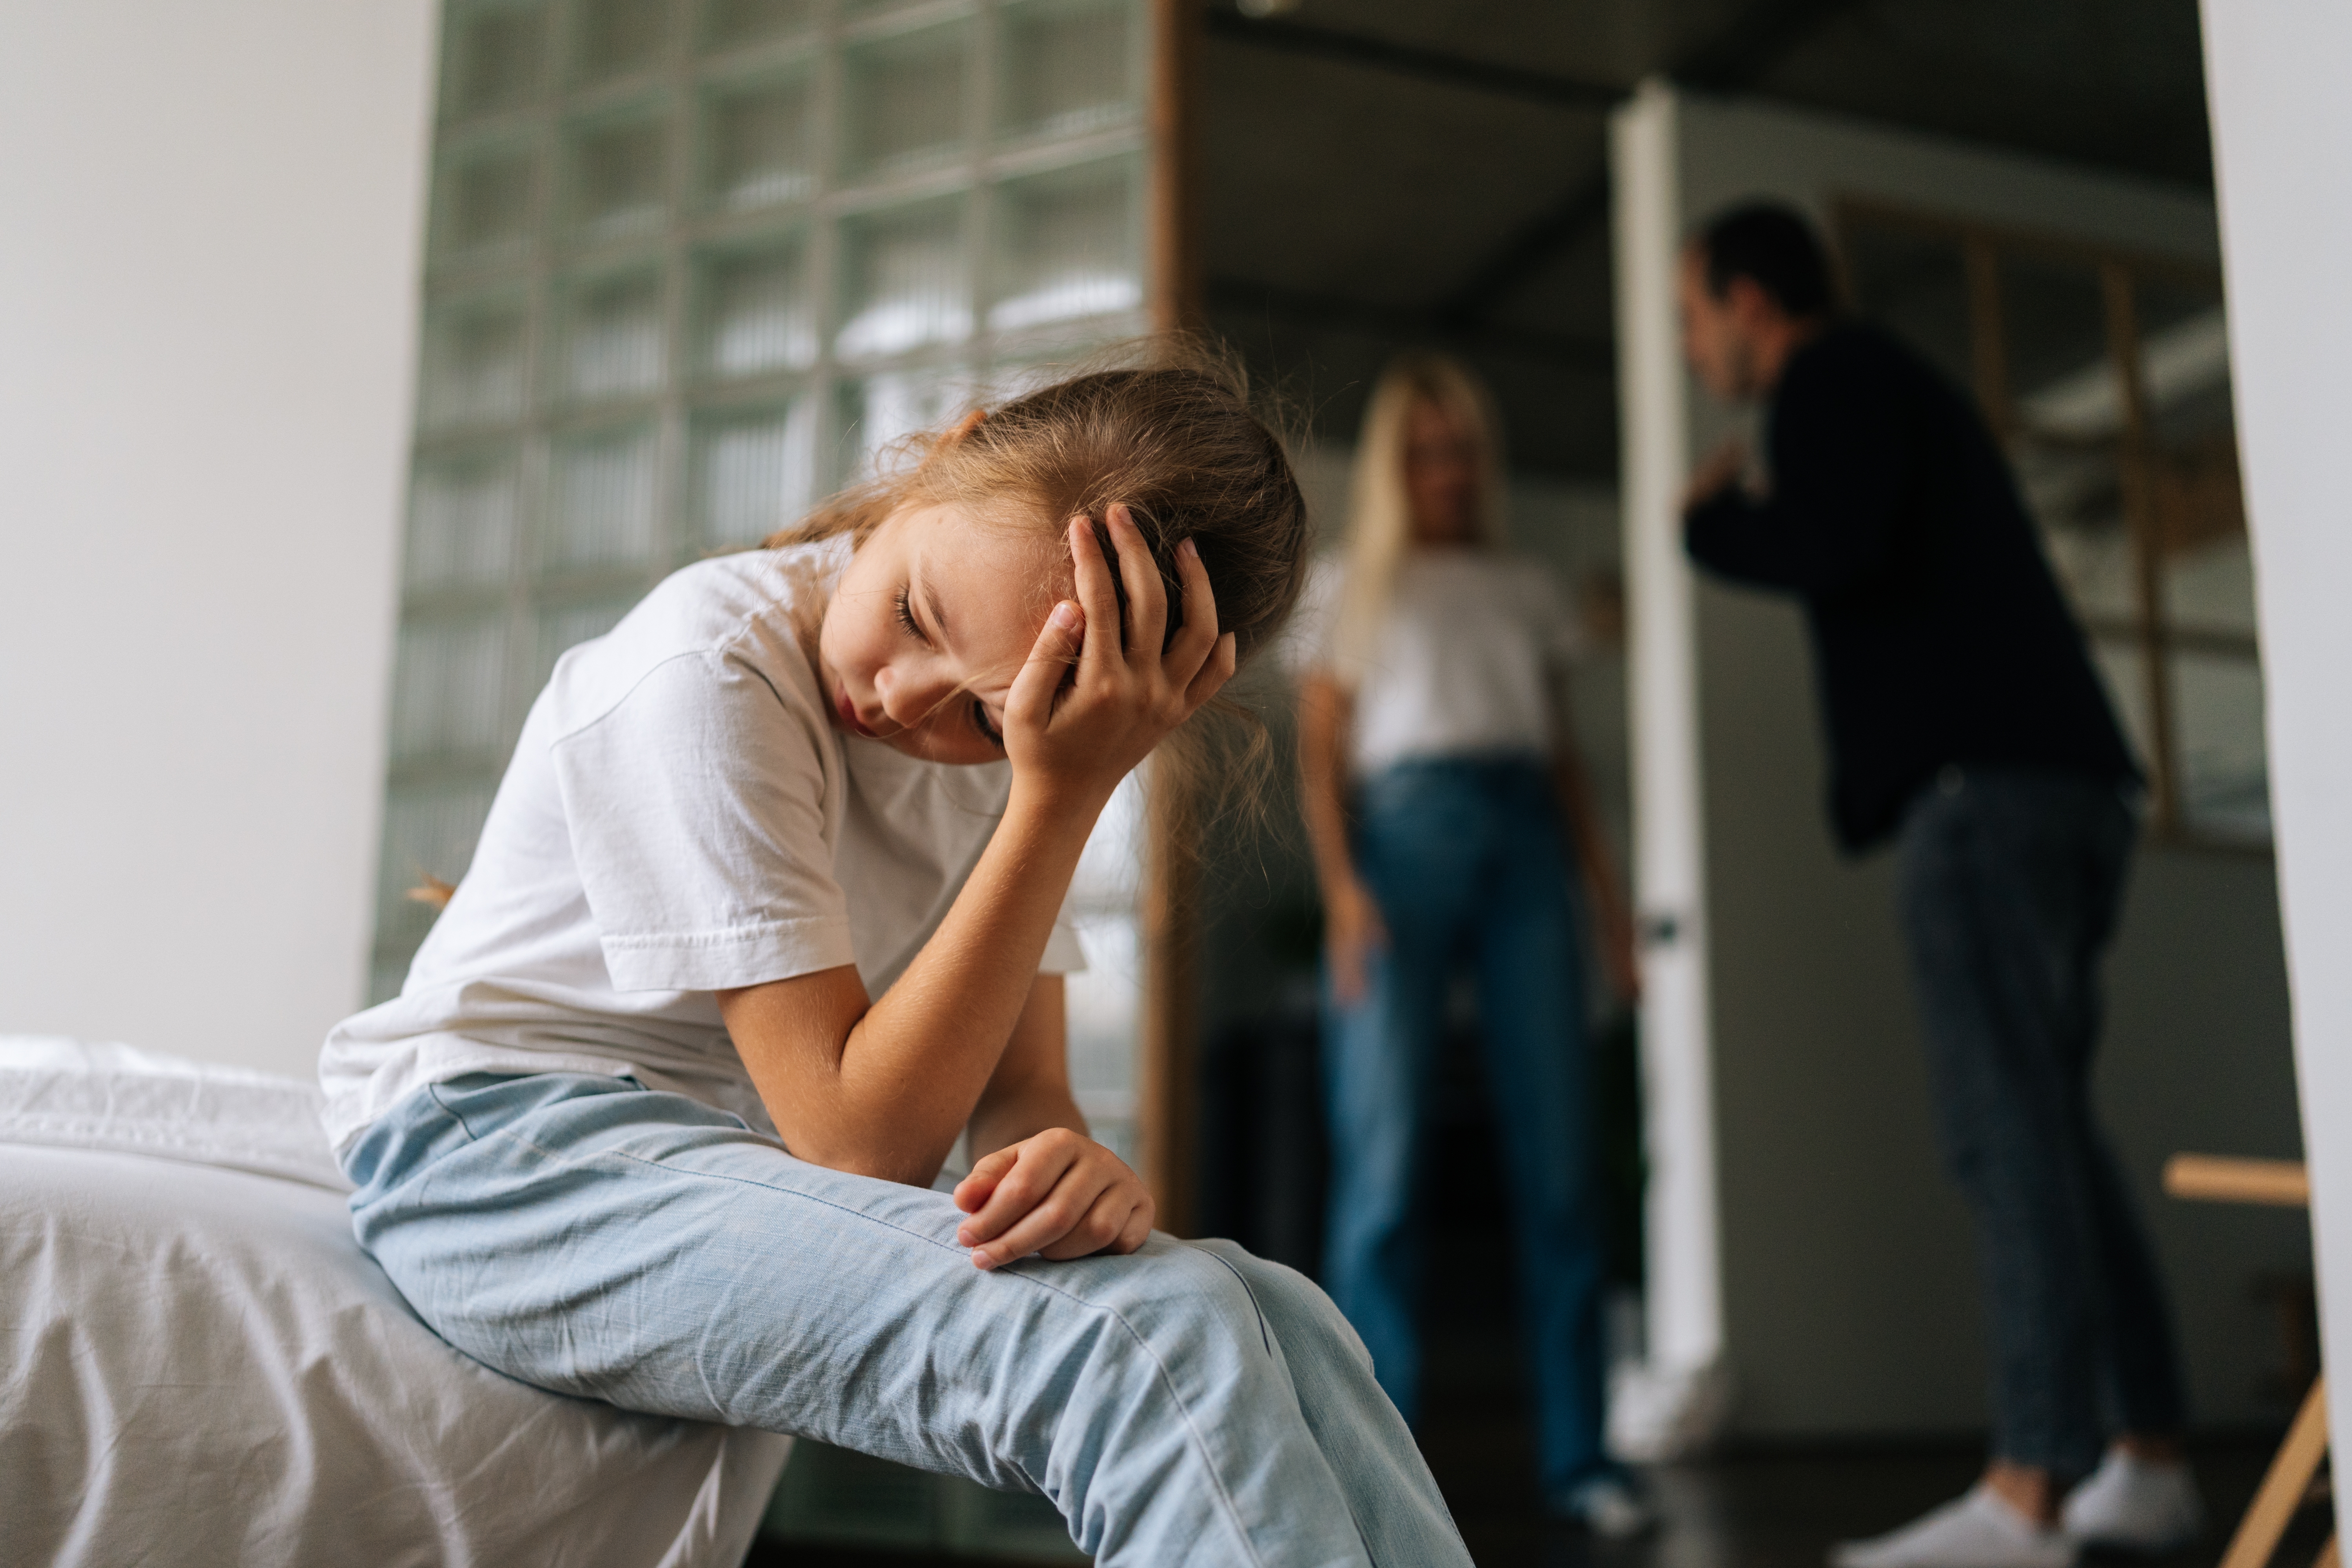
[1292,353,1643,1533]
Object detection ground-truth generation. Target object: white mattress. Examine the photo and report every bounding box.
[0,1037,792,1568]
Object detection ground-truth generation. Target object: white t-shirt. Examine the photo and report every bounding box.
[319,542,1085,1158]
[1287,550,1583,775]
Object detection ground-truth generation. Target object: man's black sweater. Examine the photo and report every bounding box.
[1684,321,2138,852]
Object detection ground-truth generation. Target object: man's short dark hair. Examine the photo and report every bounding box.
[1695,202,1837,319]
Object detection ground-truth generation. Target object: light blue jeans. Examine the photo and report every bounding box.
[344,1071,1470,1568]
[1321,755,1609,1500]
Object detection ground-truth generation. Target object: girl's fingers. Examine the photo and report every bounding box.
[1103,504,1165,661]
[1038,1186,1143,1261]
[1162,536,1221,683]
[1067,517,1122,680]
[955,1137,1082,1247]
[1183,630,1238,709]
[951,1145,1019,1214]
[1006,598,1085,731]
[1114,1199,1154,1255]
[972,1165,1111,1269]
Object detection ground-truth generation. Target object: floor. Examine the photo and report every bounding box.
[1455,1436,2321,1568]
[744,1432,2329,1568]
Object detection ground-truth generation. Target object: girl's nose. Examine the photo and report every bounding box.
[876,661,953,728]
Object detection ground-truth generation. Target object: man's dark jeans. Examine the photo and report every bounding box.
[1896,764,2187,1476]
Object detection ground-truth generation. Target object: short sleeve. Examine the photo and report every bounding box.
[1525,564,1587,670]
[551,652,856,993]
[1280,556,1348,680]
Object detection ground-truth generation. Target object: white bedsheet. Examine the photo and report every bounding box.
[0,1037,792,1568]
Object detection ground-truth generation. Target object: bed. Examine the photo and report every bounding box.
[0,1036,792,1567]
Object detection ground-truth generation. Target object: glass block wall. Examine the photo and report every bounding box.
[374,0,1152,1016]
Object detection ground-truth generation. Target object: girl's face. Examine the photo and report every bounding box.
[817,502,1071,764]
[1402,398,1484,546]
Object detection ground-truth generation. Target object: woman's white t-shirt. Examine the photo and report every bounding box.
[1288,549,1583,776]
[319,542,1084,1158]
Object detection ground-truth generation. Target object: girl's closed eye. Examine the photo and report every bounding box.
[971,699,1003,749]
[894,585,926,642]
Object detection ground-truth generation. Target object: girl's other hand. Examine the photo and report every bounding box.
[1004,504,1236,813]
[1324,875,1388,1007]
[952,1128,1154,1269]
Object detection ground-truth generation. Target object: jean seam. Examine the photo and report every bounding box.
[472,1126,1271,1568]
[1186,1243,1274,1355]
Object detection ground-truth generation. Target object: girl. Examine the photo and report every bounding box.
[322,349,1473,1566]
[1292,354,1644,1534]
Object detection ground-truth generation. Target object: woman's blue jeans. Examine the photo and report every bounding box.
[344,1072,1471,1568]
[1320,754,1609,1497]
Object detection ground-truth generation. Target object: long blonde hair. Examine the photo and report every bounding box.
[1333,353,1506,677]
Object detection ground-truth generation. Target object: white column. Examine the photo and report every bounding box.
[1608,79,1729,1457]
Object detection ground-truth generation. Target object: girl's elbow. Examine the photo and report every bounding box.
[777,1125,943,1187]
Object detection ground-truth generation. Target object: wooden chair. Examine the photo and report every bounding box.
[2162,1156,2331,1568]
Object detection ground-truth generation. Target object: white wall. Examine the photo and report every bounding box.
[0,2,437,1078]
[1612,85,2307,1442]
[2200,0,2352,1466]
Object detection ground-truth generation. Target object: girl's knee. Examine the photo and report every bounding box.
[1085,1236,1269,1350]
[1192,1238,1308,1297]
[1187,1237,1292,1295]
[1203,1242,1376,1368]
[1179,1240,1360,1349]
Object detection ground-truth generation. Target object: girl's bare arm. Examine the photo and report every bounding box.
[719,509,1232,1188]
[965,975,1083,1159]
[949,973,1156,1268]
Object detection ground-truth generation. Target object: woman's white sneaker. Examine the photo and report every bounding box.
[2061,1451,2203,1552]
[1830,1485,2077,1568]
[1555,1473,1657,1539]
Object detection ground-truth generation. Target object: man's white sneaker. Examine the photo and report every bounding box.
[1830,1485,2077,1568]
[2062,1451,2203,1552]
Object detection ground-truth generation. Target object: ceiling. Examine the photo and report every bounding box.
[1197,0,2216,479]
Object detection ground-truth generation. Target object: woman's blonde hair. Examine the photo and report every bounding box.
[766,335,1311,800]
[1332,352,1506,677]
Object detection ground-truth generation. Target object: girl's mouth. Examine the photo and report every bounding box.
[835,683,880,739]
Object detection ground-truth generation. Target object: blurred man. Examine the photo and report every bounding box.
[1677,202,2199,1568]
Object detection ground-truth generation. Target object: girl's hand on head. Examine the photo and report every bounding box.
[951,1128,1154,1269]
[1003,503,1236,812]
